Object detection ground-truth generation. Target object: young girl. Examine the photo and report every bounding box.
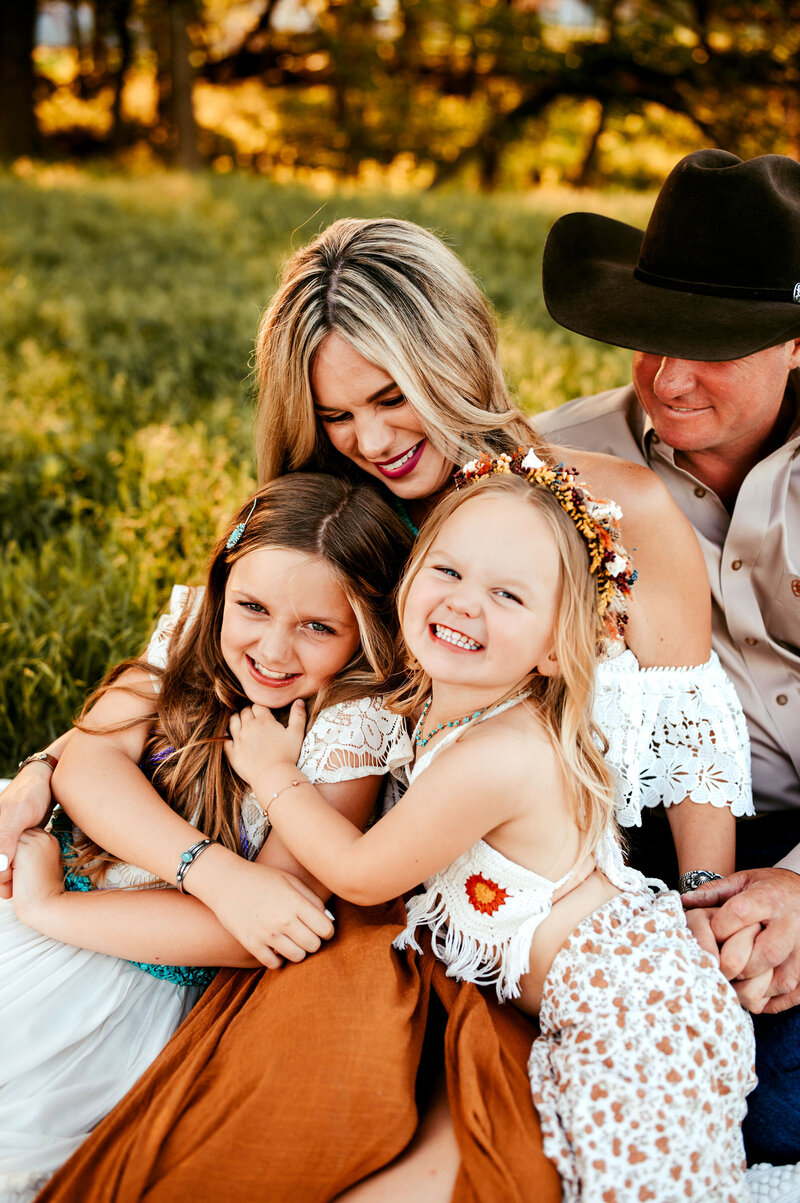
[225,453,756,1203]
[0,473,411,1203]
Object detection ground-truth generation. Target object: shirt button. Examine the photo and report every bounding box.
[731,559,742,571]
[745,637,757,646]
[651,434,660,444]
[694,486,706,498]
[777,695,788,706]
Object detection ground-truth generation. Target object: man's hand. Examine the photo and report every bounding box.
[0,765,55,898]
[684,867,800,1013]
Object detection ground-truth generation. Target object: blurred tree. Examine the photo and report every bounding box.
[8,0,800,181]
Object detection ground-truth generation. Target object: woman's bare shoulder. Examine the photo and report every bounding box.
[550,444,669,512]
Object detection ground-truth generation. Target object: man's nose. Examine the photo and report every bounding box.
[652,357,697,399]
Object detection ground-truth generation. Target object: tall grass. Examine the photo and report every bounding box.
[1,167,651,771]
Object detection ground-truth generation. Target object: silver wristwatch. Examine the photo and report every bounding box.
[678,869,724,894]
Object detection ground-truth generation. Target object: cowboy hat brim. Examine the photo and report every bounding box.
[543,212,800,362]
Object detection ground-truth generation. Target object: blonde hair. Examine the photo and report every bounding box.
[391,475,617,860]
[69,474,412,884]
[255,218,544,485]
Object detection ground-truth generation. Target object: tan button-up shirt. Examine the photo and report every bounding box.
[536,384,800,814]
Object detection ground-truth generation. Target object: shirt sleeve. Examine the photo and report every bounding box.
[595,651,755,827]
[298,696,412,785]
[143,585,205,672]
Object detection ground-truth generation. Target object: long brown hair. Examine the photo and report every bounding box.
[389,475,618,859]
[70,474,412,883]
[255,217,545,486]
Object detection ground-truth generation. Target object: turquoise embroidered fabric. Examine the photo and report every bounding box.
[50,807,216,989]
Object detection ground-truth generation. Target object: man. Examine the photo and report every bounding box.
[537,147,800,1165]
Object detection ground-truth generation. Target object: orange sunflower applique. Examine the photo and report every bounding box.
[465,872,508,915]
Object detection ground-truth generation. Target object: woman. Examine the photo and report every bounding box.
[7,218,748,1202]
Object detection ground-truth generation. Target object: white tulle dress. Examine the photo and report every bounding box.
[0,586,408,1203]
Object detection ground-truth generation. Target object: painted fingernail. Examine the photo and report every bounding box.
[0,855,8,872]
[324,908,335,921]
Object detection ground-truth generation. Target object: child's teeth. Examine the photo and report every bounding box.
[255,661,294,678]
[435,625,480,650]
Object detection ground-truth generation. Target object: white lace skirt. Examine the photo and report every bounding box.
[0,898,201,1202]
[529,888,756,1203]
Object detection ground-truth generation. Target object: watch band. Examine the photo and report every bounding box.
[677,869,724,895]
[18,751,59,774]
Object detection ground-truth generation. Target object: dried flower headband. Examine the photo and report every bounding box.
[453,448,637,639]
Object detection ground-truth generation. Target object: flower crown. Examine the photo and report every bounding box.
[453,448,637,639]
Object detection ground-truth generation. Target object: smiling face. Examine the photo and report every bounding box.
[311,332,454,501]
[220,546,361,707]
[631,339,800,458]
[402,494,562,707]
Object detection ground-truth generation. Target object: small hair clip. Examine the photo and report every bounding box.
[226,498,258,551]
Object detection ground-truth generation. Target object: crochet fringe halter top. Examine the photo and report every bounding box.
[393,696,646,1002]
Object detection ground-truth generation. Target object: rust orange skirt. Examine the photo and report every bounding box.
[35,900,561,1203]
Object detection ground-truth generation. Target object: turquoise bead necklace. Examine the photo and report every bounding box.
[392,499,419,538]
[415,697,488,748]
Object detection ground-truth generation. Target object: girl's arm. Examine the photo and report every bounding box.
[52,670,335,964]
[12,828,264,967]
[0,730,72,898]
[226,701,520,906]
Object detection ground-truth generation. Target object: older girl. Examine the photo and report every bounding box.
[0,473,410,1201]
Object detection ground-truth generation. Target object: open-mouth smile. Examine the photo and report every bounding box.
[431,623,483,652]
[374,440,426,478]
[246,655,301,686]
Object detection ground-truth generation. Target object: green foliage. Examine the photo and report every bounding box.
[0,166,645,772]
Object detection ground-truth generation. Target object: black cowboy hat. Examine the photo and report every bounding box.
[542,149,800,361]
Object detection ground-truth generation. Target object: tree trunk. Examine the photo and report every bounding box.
[0,0,38,158]
[110,0,133,148]
[161,0,200,169]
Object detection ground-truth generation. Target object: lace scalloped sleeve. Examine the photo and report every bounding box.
[298,695,412,785]
[143,585,205,671]
[595,649,754,827]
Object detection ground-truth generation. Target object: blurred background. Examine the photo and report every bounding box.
[2,0,798,768]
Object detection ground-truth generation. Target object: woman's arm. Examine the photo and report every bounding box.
[12,828,263,967]
[666,800,736,879]
[565,451,739,879]
[0,730,73,897]
[563,448,711,667]
[226,701,520,906]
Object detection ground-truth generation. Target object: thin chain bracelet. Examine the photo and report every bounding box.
[261,779,302,823]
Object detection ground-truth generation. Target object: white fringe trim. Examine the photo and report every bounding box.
[394,888,551,1003]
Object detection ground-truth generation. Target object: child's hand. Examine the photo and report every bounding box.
[11,828,65,929]
[225,699,306,794]
[200,854,334,969]
[0,769,55,899]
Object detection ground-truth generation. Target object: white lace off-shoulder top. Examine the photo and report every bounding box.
[393,698,650,1002]
[595,647,754,826]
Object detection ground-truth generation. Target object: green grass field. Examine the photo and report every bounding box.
[1,166,654,772]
